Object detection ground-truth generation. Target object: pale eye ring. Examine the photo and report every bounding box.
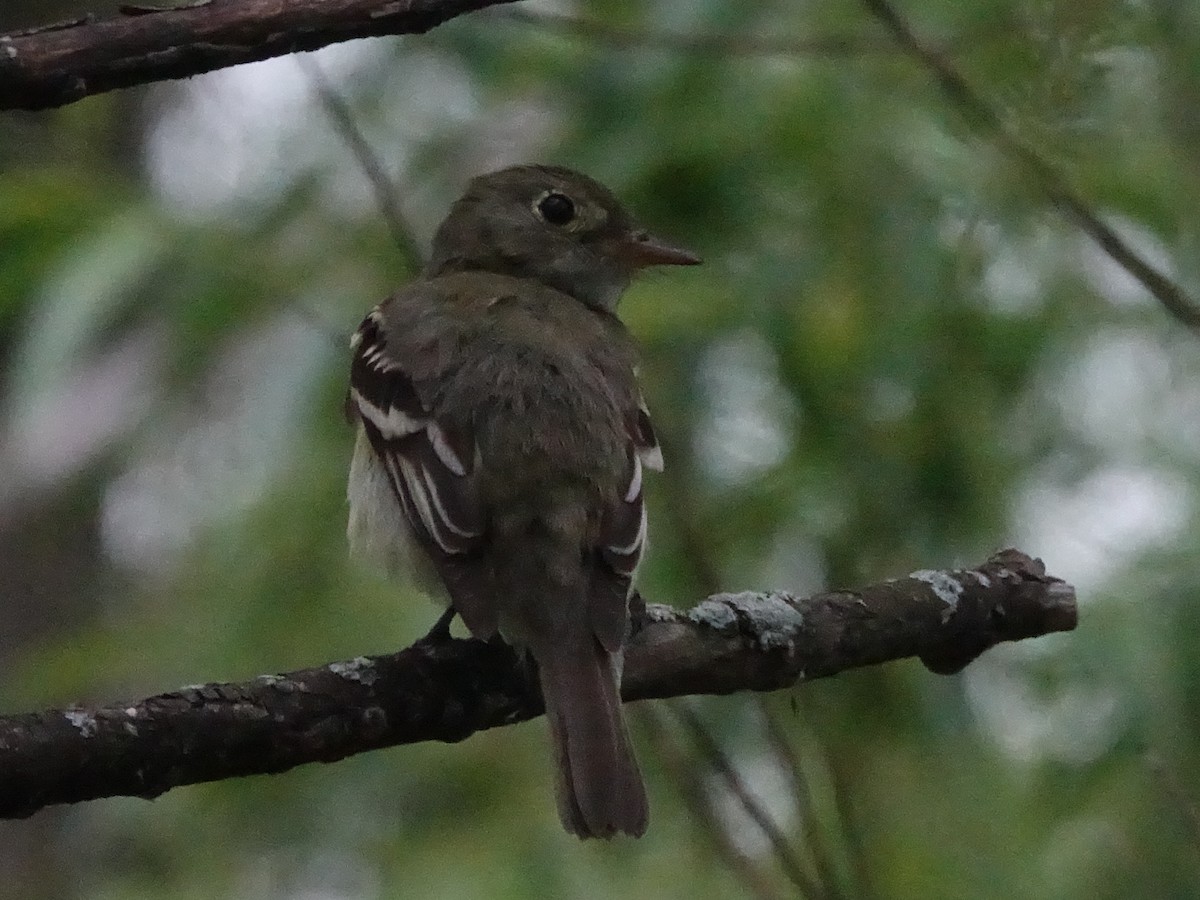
[536,191,576,226]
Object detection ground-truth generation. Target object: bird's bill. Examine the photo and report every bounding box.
[614,231,702,268]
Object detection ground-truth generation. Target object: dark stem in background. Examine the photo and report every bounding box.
[1146,751,1200,857]
[757,700,857,900]
[494,9,900,58]
[859,0,1200,333]
[296,55,425,273]
[641,707,788,900]
[495,8,1018,59]
[673,700,822,897]
[0,550,1075,820]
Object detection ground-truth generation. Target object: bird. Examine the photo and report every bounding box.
[344,164,699,838]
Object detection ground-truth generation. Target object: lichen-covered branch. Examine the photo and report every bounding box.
[0,0,517,112]
[0,549,1075,820]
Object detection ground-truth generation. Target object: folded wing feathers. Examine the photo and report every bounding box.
[352,312,662,577]
[603,403,662,577]
[350,311,482,557]
[623,453,643,504]
[632,402,664,472]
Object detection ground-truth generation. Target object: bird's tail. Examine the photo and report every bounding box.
[536,634,647,839]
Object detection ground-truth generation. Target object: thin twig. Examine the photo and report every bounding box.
[784,697,880,900]
[758,701,850,900]
[859,0,1200,332]
[1147,751,1200,857]
[817,722,879,900]
[672,700,824,899]
[296,54,425,273]
[496,9,896,58]
[638,707,787,900]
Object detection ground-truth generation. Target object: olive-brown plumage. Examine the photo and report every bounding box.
[346,165,698,838]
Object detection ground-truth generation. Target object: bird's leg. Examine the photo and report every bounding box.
[420,605,458,644]
[518,647,542,700]
[626,589,649,637]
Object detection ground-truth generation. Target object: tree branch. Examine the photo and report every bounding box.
[0,549,1074,820]
[0,0,517,112]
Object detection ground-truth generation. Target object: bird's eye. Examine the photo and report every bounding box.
[537,192,576,226]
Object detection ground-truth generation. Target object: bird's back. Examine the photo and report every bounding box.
[383,271,639,509]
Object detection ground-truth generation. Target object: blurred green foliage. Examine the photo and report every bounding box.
[3,0,1200,897]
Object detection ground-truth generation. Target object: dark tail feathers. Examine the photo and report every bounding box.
[537,636,648,839]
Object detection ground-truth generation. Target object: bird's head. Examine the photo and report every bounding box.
[427,165,700,311]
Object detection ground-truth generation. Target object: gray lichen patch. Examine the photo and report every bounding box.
[687,597,739,631]
[966,570,992,588]
[692,591,804,651]
[642,603,679,624]
[737,592,804,651]
[255,673,298,693]
[64,709,98,738]
[329,657,378,686]
[910,569,964,622]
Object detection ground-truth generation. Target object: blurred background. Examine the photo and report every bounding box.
[3,0,1200,897]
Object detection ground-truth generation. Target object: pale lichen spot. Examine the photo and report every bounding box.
[687,597,738,630]
[260,674,297,694]
[642,603,678,624]
[329,656,378,686]
[730,592,804,651]
[968,571,992,588]
[125,707,138,717]
[910,569,964,621]
[692,591,803,651]
[65,709,98,737]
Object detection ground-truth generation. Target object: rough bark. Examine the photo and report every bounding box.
[0,549,1075,820]
[0,0,517,111]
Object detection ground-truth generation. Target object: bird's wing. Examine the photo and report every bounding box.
[589,394,663,653]
[348,295,497,637]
